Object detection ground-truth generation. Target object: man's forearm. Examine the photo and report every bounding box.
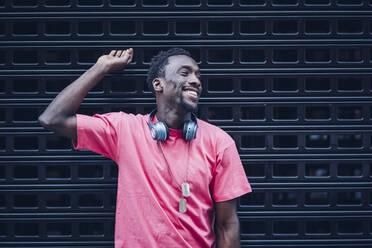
[39,62,107,126]
[216,220,241,248]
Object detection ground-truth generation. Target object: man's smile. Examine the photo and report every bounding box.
[183,87,200,101]
[184,89,197,96]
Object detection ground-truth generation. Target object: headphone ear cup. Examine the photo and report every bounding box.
[182,121,197,141]
[152,122,169,141]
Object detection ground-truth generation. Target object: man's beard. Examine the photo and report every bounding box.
[180,93,198,112]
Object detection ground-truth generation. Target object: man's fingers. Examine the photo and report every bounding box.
[127,55,133,64]
[116,50,123,57]
[120,49,128,57]
[120,48,133,64]
[120,49,130,60]
[107,48,133,65]
[128,52,133,63]
[128,48,133,61]
[109,49,133,58]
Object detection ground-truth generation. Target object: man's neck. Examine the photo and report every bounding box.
[155,107,191,129]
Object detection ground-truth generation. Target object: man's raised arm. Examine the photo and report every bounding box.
[38,48,133,141]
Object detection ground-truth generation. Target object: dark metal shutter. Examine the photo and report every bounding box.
[1,0,371,247]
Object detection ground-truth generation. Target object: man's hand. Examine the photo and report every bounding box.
[97,48,134,74]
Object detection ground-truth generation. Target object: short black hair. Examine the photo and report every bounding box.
[146,48,191,93]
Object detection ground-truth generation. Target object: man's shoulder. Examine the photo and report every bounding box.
[197,118,234,144]
[91,111,147,128]
[99,111,146,120]
[197,118,224,133]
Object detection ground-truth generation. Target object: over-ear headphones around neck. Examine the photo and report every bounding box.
[148,109,198,141]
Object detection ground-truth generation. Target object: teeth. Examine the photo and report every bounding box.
[185,90,197,97]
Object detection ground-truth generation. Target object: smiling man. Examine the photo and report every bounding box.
[39,48,251,248]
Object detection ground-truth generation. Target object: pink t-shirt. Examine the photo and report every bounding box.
[74,112,251,248]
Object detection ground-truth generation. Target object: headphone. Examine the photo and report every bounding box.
[148,109,198,141]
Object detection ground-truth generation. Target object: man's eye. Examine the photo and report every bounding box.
[181,71,188,76]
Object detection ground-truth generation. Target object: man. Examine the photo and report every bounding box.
[39,48,251,248]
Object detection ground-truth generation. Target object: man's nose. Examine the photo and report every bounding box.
[190,74,201,88]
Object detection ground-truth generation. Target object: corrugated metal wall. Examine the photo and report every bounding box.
[1,0,372,247]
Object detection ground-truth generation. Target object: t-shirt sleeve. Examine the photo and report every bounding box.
[210,142,252,202]
[72,113,122,161]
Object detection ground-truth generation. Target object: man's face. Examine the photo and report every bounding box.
[161,55,202,111]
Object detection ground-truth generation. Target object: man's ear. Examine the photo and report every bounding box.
[153,78,163,93]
